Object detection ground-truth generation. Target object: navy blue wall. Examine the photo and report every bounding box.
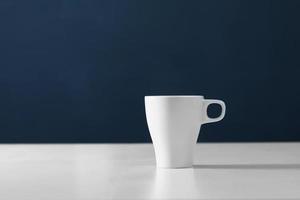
[1,0,300,142]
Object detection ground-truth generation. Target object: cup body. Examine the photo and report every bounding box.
[145,96,204,168]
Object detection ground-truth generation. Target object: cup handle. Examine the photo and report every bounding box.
[202,99,226,124]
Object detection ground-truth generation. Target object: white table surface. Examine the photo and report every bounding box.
[1,143,300,200]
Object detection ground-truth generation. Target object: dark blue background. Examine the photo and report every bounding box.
[1,0,300,143]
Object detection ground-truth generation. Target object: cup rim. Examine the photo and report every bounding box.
[145,95,204,98]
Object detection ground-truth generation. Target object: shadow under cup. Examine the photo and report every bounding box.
[145,95,226,168]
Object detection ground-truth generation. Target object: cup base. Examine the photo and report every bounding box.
[156,163,193,169]
[157,166,193,169]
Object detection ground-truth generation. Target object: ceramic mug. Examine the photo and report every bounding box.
[145,95,226,168]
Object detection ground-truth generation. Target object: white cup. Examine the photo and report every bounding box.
[145,95,226,168]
